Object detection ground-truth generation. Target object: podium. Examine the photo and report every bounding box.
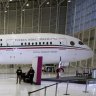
[32,56,43,85]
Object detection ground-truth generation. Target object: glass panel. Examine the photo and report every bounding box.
[83,30,89,45]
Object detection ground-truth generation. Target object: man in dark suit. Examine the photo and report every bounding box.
[16,67,22,84]
[28,67,35,84]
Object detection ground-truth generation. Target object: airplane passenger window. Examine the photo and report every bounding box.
[28,42,30,45]
[35,42,37,45]
[32,43,34,45]
[0,43,2,46]
[21,43,23,45]
[70,41,75,46]
[43,42,45,45]
[79,41,84,45]
[39,42,41,45]
[0,39,2,41]
[25,42,27,45]
[60,42,61,44]
[46,42,48,45]
[50,42,52,45]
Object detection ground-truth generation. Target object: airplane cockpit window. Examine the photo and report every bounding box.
[70,41,75,46]
[78,41,84,45]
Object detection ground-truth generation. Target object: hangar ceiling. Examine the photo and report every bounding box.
[0,0,68,34]
[0,0,67,10]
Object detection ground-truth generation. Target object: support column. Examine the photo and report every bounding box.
[32,56,43,85]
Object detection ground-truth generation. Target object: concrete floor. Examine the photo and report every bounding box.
[0,73,95,96]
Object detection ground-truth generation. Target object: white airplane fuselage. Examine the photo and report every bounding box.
[0,33,93,64]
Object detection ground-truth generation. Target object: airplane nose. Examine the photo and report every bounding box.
[85,45,94,58]
[89,49,94,58]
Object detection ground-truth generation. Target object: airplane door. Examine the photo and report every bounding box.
[59,38,67,62]
[6,39,14,46]
[6,39,17,63]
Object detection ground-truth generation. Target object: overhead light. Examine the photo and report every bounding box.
[68,0,71,2]
[26,3,29,6]
[22,9,25,11]
[7,5,9,8]
[4,10,7,13]
[46,2,49,5]
[9,0,13,1]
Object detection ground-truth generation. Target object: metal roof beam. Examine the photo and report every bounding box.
[1,0,5,8]
[39,0,47,7]
[21,0,28,9]
[58,0,65,6]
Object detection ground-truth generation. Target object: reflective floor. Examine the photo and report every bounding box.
[0,74,96,96]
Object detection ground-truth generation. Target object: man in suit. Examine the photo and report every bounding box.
[16,67,22,84]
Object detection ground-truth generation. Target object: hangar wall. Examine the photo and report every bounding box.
[67,0,96,74]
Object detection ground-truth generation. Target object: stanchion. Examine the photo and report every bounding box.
[64,81,70,95]
[55,83,58,96]
[44,86,47,96]
[83,79,89,93]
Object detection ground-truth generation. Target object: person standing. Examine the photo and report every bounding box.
[16,67,22,84]
[28,67,35,84]
[56,68,60,79]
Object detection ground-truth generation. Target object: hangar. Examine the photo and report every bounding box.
[0,0,95,96]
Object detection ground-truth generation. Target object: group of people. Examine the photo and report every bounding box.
[16,66,35,84]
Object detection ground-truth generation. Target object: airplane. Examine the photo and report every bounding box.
[0,33,93,65]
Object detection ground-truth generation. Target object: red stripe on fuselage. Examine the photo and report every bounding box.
[0,46,90,51]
